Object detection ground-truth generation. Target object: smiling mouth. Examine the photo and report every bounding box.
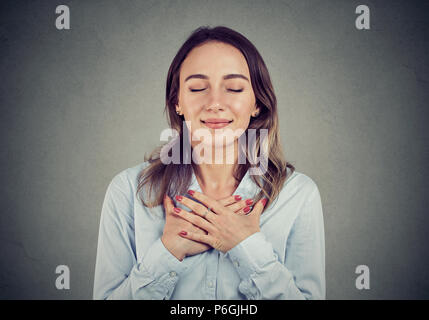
[201,120,233,124]
[200,120,233,128]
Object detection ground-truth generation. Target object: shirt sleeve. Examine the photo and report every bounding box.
[226,183,326,300]
[93,171,188,300]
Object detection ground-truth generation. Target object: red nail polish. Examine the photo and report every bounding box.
[234,195,242,201]
[174,207,181,214]
[245,199,253,205]
[175,195,183,201]
[187,190,195,196]
[179,231,187,236]
[261,198,268,206]
[243,206,251,213]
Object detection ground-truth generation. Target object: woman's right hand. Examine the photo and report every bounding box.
[161,194,253,261]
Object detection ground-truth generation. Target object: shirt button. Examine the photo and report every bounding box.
[169,271,177,277]
[207,280,214,288]
[233,260,240,267]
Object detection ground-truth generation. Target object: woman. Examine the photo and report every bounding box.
[93,26,325,300]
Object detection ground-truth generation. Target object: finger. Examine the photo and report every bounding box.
[248,198,268,220]
[178,230,217,248]
[218,194,242,207]
[235,205,252,216]
[163,195,174,215]
[172,207,217,234]
[185,190,223,215]
[227,198,254,214]
[175,194,218,222]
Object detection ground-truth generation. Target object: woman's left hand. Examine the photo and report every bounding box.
[174,190,268,253]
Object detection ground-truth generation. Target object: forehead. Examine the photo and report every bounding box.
[180,41,250,80]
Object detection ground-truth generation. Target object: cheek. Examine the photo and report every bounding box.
[184,94,204,105]
[180,94,207,116]
[230,99,254,119]
[230,99,254,129]
[179,88,207,105]
[230,91,255,110]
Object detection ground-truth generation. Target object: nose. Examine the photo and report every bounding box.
[205,88,226,112]
[206,102,224,112]
[206,92,224,112]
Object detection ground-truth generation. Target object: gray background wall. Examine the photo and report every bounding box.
[0,0,428,299]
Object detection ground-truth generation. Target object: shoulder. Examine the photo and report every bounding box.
[284,168,320,197]
[101,161,151,220]
[273,168,322,208]
[271,169,324,233]
[103,161,151,207]
[108,161,151,190]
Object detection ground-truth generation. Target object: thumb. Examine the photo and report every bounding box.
[163,194,174,215]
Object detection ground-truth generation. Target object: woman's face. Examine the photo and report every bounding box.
[176,41,259,150]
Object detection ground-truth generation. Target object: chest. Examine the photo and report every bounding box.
[133,194,302,299]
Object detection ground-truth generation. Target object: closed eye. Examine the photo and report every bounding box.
[189,88,243,92]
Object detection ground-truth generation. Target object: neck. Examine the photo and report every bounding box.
[192,140,239,191]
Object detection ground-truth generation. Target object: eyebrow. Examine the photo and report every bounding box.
[184,74,249,82]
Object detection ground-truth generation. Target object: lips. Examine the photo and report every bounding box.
[201,119,233,129]
[201,118,233,124]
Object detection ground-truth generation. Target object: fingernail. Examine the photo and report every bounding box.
[261,198,268,206]
[245,199,253,205]
[179,231,187,236]
[234,195,242,201]
[243,206,251,213]
[175,195,183,202]
[174,207,181,214]
[187,190,195,196]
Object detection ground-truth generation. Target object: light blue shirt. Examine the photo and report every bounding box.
[93,161,325,300]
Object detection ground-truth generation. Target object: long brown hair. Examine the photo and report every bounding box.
[136,25,295,209]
